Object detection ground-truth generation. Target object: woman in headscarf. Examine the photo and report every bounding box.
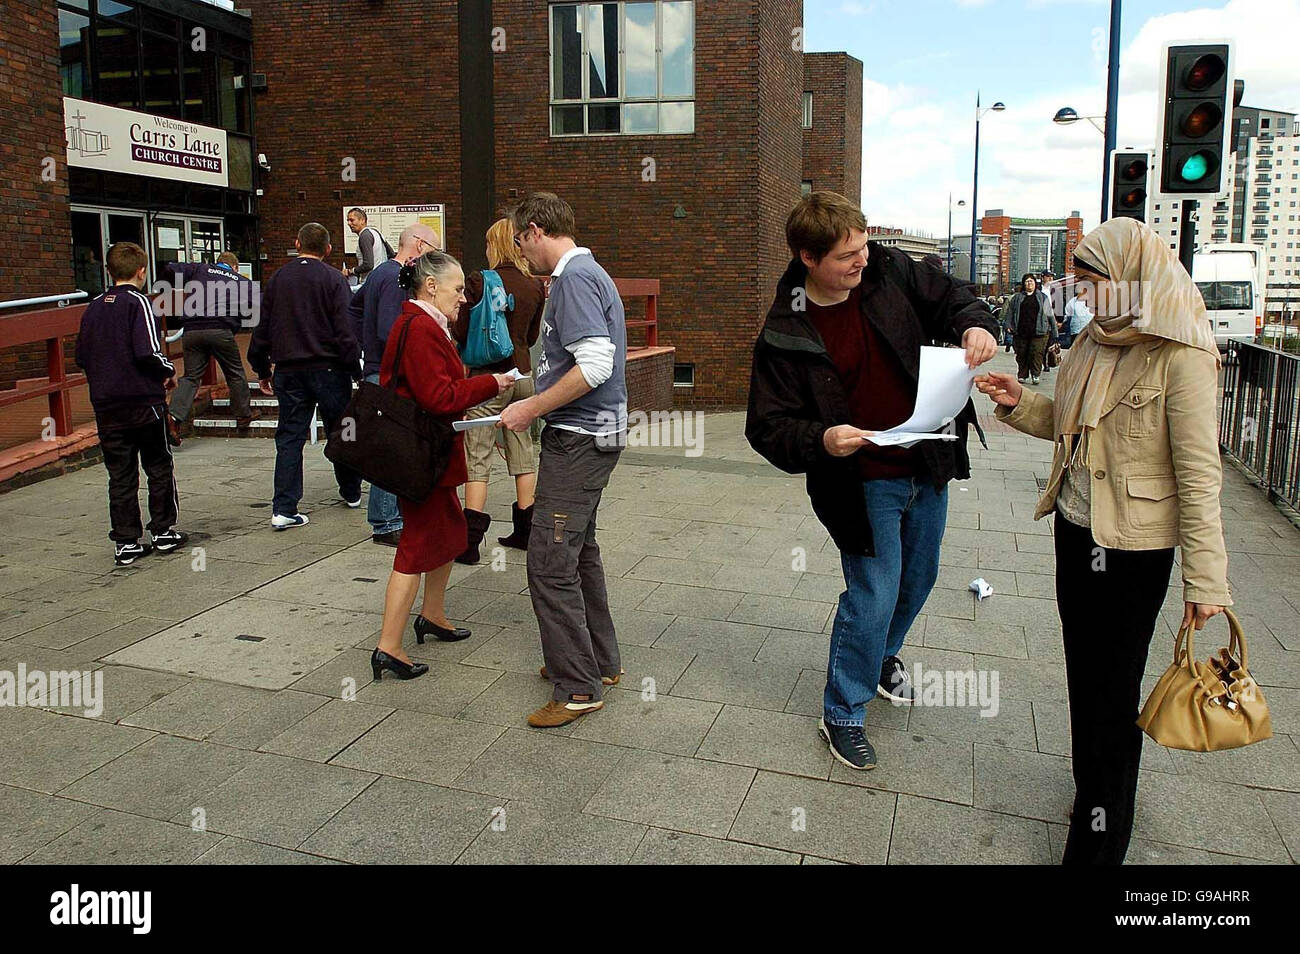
[1001,273,1056,385]
[974,217,1231,865]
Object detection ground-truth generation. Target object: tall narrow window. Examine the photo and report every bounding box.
[802,92,813,129]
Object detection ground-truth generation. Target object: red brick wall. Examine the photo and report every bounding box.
[245,0,462,279]
[1065,215,1083,274]
[981,214,1012,289]
[625,347,675,414]
[802,52,862,205]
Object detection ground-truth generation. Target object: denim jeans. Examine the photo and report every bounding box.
[272,365,361,516]
[362,372,403,534]
[824,476,948,727]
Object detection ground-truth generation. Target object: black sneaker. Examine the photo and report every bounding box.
[151,529,190,554]
[113,541,153,566]
[819,718,877,771]
[877,655,916,705]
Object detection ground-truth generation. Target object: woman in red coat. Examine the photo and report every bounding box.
[372,251,513,680]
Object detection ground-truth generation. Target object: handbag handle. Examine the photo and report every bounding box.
[386,312,417,393]
[1174,606,1246,673]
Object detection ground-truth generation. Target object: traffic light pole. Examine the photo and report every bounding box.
[1100,0,1122,223]
[1178,199,1198,275]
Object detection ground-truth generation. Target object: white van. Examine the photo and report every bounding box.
[1193,245,1265,352]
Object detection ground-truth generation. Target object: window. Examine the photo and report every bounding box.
[802,92,813,129]
[59,8,92,98]
[550,1,695,136]
[800,179,812,196]
[673,363,695,387]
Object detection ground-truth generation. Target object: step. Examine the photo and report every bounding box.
[192,417,280,438]
[212,397,278,409]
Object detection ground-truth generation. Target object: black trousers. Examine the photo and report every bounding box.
[1054,512,1175,865]
[97,405,179,543]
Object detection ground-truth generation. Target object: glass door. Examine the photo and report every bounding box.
[152,216,187,276]
[70,210,105,298]
[187,218,224,264]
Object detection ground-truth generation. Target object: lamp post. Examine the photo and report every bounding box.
[1053,106,1110,223]
[970,92,1006,284]
[947,194,966,274]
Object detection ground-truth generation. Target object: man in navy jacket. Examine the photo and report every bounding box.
[75,242,189,565]
[249,223,361,531]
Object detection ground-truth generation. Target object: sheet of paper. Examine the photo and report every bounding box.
[883,346,977,436]
[865,432,958,447]
[505,367,527,381]
[453,415,501,432]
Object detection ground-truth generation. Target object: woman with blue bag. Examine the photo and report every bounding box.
[451,218,547,564]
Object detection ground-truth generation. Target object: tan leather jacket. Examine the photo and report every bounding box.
[996,339,1232,606]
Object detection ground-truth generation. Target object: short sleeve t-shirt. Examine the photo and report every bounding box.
[535,249,628,438]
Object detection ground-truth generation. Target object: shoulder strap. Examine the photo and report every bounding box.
[387,313,416,390]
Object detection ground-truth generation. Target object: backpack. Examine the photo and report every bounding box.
[459,269,515,367]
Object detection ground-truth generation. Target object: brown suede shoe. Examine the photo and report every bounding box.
[539,666,622,686]
[527,699,603,728]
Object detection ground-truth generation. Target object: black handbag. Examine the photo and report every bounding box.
[323,314,453,502]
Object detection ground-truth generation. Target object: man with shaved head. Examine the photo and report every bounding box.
[346,222,440,544]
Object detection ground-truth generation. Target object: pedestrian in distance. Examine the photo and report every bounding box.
[1061,280,1094,349]
[346,222,441,547]
[340,208,394,283]
[165,251,260,446]
[248,223,363,530]
[74,241,189,566]
[975,217,1231,865]
[1003,273,1054,385]
[498,192,629,729]
[371,252,514,680]
[746,191,999,771]
[451,217,546,565]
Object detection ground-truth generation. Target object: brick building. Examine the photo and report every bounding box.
[980,210,1084,290]
[2,0,864,420]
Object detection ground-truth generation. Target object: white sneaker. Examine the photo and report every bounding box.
[342,493,362,508]
[1031,375,1040,385]
[271,513,309,531]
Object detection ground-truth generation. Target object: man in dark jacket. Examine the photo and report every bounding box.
[75,241,189,565]
[165,251,259,444]
[249,222,361,530]
[745,191,998,770]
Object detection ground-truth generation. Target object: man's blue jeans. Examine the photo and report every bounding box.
[363,372,403,535]
[824,476,948,727]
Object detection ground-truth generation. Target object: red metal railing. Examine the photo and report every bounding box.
[0,303,88,437]
[613,278,660,348]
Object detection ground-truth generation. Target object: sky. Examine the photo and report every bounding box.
[803,0,1300,238]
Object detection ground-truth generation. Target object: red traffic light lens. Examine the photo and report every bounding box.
[1121,159,1147,180]
[1181,102,1222,138]
[1185,54,1225,91]
[1120,188,1146,209]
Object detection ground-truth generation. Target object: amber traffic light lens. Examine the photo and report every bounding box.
[1185,54,1225,91]
[1181,102,1222,138]
[1120,188,1146,209]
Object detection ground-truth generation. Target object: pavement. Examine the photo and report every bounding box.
[1,349,1298,865]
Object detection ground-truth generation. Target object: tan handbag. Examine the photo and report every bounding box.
[1136,608,1272,752]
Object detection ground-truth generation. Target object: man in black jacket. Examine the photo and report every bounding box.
[746,192,999,770]
[166,251,259,444]
[249,222,362,531]
[75,242,189,565]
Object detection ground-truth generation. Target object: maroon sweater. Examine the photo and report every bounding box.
[806,285,922,480]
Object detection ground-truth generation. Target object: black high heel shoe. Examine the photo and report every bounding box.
[414,615,471,644]
[371,648,429,681]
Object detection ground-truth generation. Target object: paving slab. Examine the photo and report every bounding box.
[456,800,647,865]
[585,751,755,838]
[888,793,1053,864]
[22,808,222,864]
[630,827,802,865]
[330,709,504,785]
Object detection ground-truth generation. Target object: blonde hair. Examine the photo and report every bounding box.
[486,218,532,276]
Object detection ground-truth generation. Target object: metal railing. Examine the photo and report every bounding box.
[0,291,88,311]
[1220,340,1300,511]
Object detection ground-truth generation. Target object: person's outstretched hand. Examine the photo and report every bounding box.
[974,372,1022,409]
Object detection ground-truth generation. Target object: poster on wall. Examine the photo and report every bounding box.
[341,205,446,256]
[64,96,228,188]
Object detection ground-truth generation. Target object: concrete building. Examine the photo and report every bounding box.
[864,226,942,263]
[2,0,864,413]
[979,211,1084,289]
[951,233,1002,293]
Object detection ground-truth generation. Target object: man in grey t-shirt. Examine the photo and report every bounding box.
[499,192,627,729]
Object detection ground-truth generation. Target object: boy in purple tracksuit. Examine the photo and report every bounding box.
[75,242,190,566]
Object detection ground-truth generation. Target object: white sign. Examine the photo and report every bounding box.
[64,97,229,188]
[342,205,446,256]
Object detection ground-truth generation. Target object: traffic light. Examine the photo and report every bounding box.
[1109,150,1150,222]
[1157,43,1233,196]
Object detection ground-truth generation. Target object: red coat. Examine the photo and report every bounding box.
[380,301,499,488]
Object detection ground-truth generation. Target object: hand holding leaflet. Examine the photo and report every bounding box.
[864,346,976,448]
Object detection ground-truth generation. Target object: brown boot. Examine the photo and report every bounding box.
[527,699,603,728]
[236,408,263,428]
[540,666,622,686]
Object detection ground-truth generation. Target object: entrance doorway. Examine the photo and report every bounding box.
[70,206,225,295]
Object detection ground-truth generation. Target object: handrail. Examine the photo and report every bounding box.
[0,291,89,311]
[612,277,660,349]
[0,302,90,439]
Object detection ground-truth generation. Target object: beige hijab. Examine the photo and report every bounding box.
[1052,217,1218,467]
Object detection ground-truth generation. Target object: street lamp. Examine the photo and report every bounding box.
[947,194,966,275]
[1052,106,1106,134]
[969,93,1005,284]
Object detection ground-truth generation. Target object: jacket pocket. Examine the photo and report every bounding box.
[1124,473,1179,530]
[1117,385,1164,439]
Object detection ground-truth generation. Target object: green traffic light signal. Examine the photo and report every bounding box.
[1180,153,1211,182]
